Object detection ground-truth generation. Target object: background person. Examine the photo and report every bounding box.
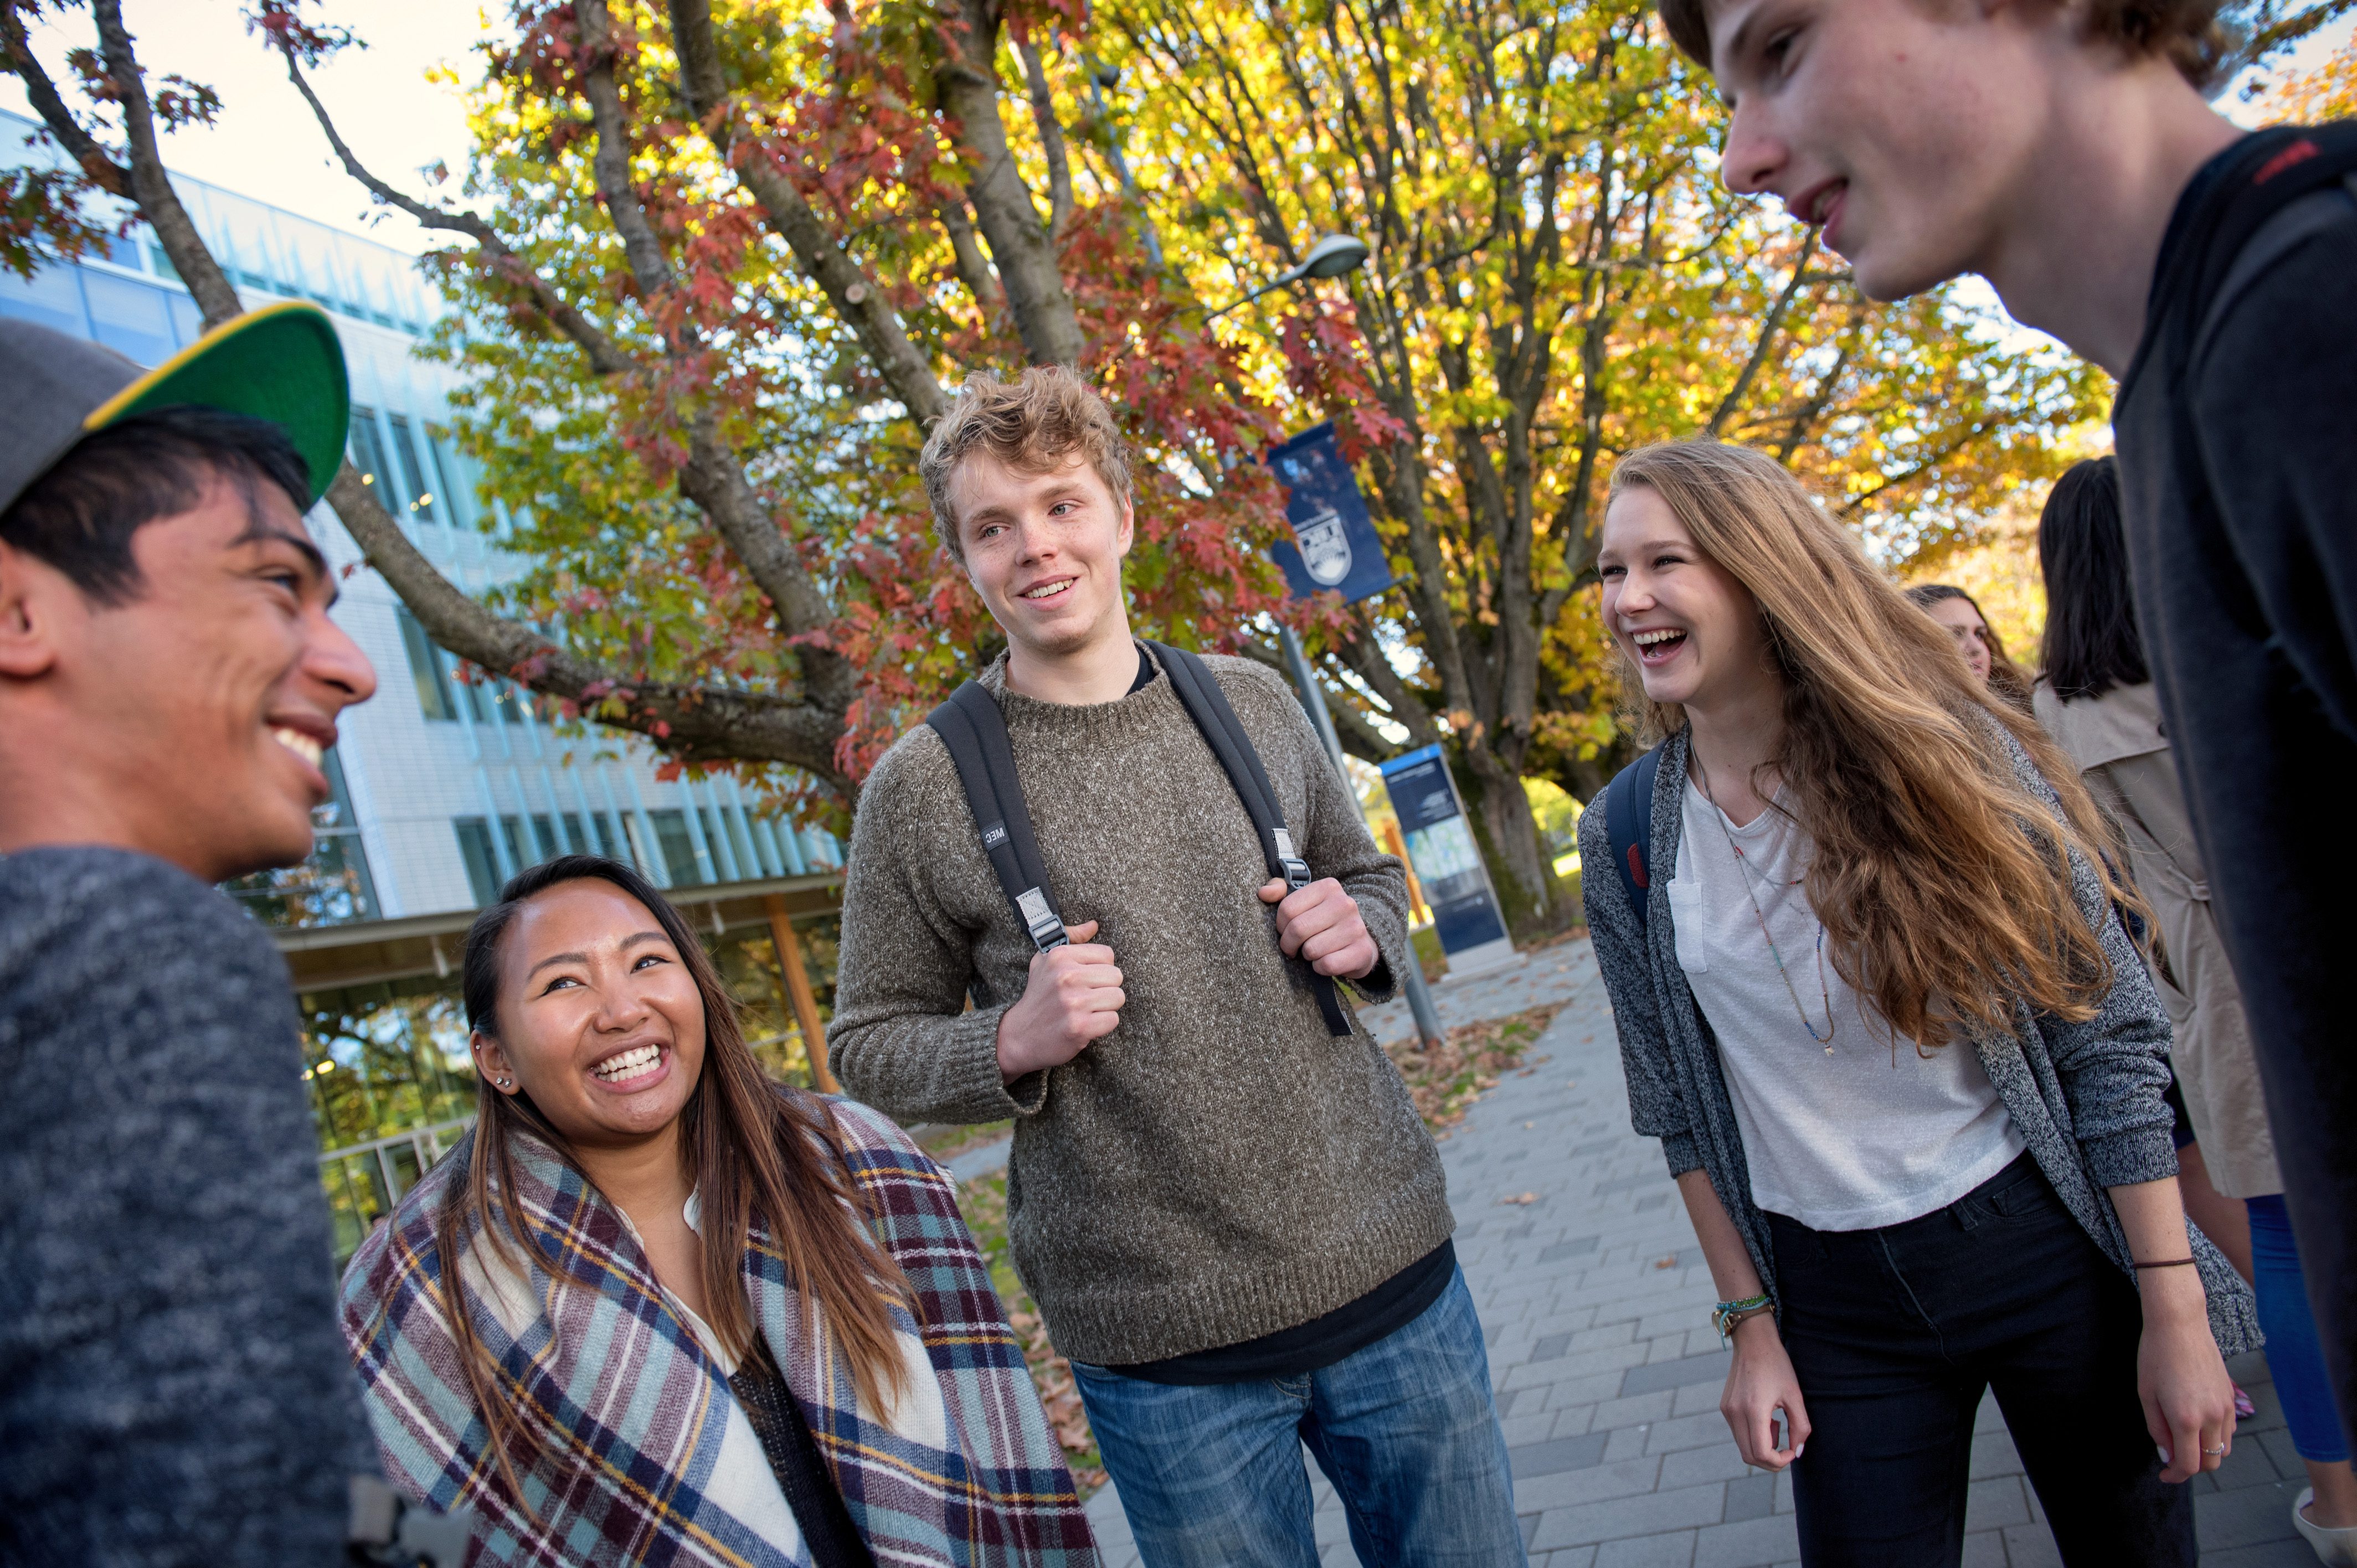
[341,855,1094,1567]
[1666,0,2357,1452]
[1907,571,2251,1299]
[830,368,1521,1568]
[1903,583,2034,714]
[1581,440,2255,1568]
[0,310,384,1566]
[2035,455,2355,1562]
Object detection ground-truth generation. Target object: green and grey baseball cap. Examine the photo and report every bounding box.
[0,300,349,517]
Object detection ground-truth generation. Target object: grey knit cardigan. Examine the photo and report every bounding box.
[1578,725,2260,1357]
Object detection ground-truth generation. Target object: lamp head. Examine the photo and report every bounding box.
[1296,234,1371,280]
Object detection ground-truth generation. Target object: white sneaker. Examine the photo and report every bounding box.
[2294,1487,2357,1566]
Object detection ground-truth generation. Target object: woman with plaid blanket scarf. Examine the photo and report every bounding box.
[340,854,1097,1567]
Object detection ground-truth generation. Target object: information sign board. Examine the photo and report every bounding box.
[1378,744,1511,962]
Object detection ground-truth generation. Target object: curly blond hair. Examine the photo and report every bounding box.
[918,367,1134,564]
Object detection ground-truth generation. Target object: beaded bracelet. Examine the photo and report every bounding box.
[1712,1293,1773,1344]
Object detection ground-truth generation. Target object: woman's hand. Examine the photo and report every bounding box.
[1722,1313,1810,1470]
[2138,1267,2236,1483]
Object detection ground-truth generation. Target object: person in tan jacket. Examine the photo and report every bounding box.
[2036,457,2357,1564]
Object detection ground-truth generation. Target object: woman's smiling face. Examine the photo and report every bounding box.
[472,878,706,1150]
[1597,482,1772,713]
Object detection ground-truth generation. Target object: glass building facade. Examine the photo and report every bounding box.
[2,111,848,1257]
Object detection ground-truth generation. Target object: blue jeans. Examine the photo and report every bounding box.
[1068,1265,1524,1567]
[2249,1194,2352,1463]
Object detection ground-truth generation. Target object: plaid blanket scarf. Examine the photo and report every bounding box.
[341,1097,1097,1567]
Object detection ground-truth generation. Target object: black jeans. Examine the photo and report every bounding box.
[1768,1153,2194,1568]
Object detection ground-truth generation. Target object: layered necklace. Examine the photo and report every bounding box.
[1694,762,1838,1053]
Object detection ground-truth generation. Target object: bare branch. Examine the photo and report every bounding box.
[328,463,852,788]
[936,0,1084,365]
[1,1,128,197]
[1705,227,1818,439]
[1017,36,1075,238]
[572,0,674,302]
[938,192,1003,316]
[273,38,634,375]
[667,0,949,423]
[89,0,239,324]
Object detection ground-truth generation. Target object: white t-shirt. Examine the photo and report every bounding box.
[1670,778,2025,1231]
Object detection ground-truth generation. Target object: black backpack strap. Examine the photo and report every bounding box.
[1603,745,1663,935]
[925,682,1070,954]
[1145,640,1352,1038]
[2154,122,2357,373]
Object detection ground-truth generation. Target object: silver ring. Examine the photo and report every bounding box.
[2203,1445,2226,1456]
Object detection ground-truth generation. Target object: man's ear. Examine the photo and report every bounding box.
[0,541,66,681]
[1113,493,1135,559]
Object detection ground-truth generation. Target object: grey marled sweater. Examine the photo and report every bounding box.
[829,649,1449,1366]
[0,847,377,1567]
[1579,725,2259,1358]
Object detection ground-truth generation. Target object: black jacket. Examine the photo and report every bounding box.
[2112,124,2357,1452]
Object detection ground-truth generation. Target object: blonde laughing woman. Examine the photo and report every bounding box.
[1579,441,2256,1568]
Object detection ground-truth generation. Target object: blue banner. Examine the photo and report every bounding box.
[1378,744,1509,956]
[1267,421,1393,606]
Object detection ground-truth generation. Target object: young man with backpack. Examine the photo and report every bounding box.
[830,367,1521,1566]
[1660,0,2357,1518]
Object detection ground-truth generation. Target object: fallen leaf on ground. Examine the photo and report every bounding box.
[1501,1192,1538,1206]
[1653,1256,1678,1270]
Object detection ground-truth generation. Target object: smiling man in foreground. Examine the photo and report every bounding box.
[830,368,1522,1566]
[0,308,383,1565]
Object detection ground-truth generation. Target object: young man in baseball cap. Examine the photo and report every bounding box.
[0,302,385,1564]
[1663,0,2357,1549]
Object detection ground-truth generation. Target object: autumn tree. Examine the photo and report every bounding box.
[2,0,1356,819]
[1100,0,2109,925]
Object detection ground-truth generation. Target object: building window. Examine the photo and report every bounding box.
[223,748,378,926]
[348,405,390,496]
[395,607,456,722]
[455,817,502,907]
[426,425,467,528]
[649,809,706,886]
[385,412,437,523]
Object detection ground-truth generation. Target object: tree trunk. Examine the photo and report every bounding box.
[1459,747,1563,937]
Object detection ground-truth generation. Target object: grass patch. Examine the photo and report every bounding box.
[953,1169,1108,1499]
[914,1119,1012,1164]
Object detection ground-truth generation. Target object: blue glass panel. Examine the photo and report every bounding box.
[0,263,90,337]
[80,270,177,367]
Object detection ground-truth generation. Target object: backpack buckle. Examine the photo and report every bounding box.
[1280,856,1313,893]
[1016,887,1068,951]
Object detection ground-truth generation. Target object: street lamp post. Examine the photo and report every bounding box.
[1206,233,1450,1049]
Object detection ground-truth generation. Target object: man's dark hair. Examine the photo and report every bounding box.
[2037,456,2151,700]
[1656,0,2229,89]
[0,405,313,605]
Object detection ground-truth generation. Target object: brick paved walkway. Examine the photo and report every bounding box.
[1083,935,2319,1567]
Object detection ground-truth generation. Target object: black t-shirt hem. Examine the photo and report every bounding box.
[1105,1240,1457,1386]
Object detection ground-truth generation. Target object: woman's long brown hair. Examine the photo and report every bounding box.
[434,855,912,1501]
[1610,441,2135,1049]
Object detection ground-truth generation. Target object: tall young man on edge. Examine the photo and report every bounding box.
[0,308,384,1565]
[830,368,1522,1567]
[1661,0,2357,1534]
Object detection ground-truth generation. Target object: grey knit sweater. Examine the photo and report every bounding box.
[830,649,1450,1366]
[0,847,378,1566]
[1579,725,2260,1358]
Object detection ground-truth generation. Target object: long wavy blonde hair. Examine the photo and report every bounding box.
[1609,440,2133,1048]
